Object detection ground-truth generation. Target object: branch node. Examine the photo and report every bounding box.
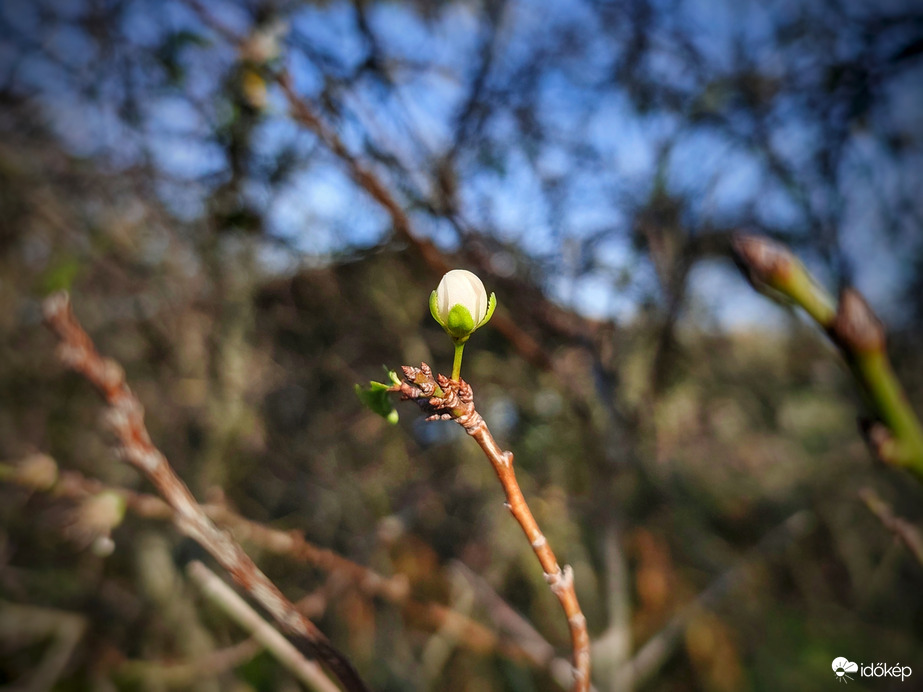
[546,565,574,597]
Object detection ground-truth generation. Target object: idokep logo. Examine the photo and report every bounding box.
[832,657,912,683]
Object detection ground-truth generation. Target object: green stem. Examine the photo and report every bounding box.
[785,267,837,327]
[855,350,923,474]
[452,341,465,381]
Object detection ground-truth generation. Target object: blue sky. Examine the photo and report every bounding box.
[3,0,921,330]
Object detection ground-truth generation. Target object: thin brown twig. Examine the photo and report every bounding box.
[394,364,592,691]
[466,421,591,690]
[41,292,370,692]
[859,488,923,567]
[451,560,591,691]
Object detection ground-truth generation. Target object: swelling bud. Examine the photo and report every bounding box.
[430,270,496,343]
[430,270,496,380]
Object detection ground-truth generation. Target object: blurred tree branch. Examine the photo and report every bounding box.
[0,455,560,679]
[41,292,370,692]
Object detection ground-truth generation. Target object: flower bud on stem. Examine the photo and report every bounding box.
[430,269,496,381]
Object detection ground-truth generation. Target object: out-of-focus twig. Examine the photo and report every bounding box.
[732,234,923,479]
[393,364,592,692]
[41,292,370,692]
[187,561,341,692]
[593,523,633,692]
[420,570,476,685]
[114,638,262,688]
[274,71,552,371]
[0,601,86,692]
[451,559,556,666]
[451,560,589,690]
[858,488,923,567]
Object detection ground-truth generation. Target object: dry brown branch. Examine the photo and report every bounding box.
[274,72,552,371]
[187,561,341,692]
[41,292,369,692]
[0,457,545,674]
[394,364,592,691]
[858,488,923,567]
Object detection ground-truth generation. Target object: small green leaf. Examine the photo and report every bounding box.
[355,381,398,424]
[446,304,475,339]
[478,292,497,327]
[385,367,401,385]
[429,290,443,326]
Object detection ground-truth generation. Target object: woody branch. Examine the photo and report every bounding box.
[393,364,592,692]
[42,291,370,692]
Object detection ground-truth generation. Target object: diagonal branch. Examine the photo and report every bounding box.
[393,364,592,692]
[42,291,370,692]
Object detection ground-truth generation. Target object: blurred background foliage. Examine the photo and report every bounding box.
[1,0,923,689]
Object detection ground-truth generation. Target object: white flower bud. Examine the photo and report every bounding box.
[430,270,496,342]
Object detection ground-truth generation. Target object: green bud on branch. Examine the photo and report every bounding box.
[731,233,836,326]
[429,270,496,380]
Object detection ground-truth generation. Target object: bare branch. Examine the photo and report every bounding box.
[114,639,262,687]
[0,601,86,692]
[42,291,370,692]
[394,365,592,691]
